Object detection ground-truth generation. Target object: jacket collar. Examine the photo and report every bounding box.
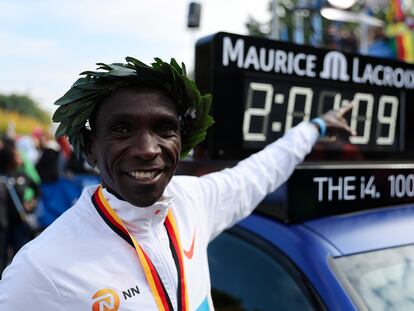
[91,186,174,238]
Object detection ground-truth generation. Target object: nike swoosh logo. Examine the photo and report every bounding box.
[183,230,196,259]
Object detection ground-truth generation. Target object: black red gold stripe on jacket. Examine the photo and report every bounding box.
[92,185,189,311]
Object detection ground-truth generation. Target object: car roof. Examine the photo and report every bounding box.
[301,203,414,255]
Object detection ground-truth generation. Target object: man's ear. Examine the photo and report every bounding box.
[83,130,96,167]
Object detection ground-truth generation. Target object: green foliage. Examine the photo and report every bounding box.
[245,16,269,38]
[246,0,320,43]
[0,94,50,124]
[0,109,50,135]
[53,57,214,159]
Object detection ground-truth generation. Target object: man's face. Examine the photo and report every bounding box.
[88,86,181,207]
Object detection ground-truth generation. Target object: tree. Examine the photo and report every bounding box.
[246,0,318,43]
[0,94,50,124]
[0,94,51,136]
[245,0,390,54]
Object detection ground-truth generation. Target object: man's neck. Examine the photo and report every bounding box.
[104,186,125,202]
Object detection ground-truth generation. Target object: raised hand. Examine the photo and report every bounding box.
[320,102,356,139]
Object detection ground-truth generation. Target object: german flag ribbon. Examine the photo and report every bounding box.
[92,185,189,311]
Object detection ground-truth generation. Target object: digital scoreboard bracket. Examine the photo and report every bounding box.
[195,32,414,160]
[195,32,414,220]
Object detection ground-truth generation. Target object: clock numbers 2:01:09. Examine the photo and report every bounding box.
[243,82,399,146]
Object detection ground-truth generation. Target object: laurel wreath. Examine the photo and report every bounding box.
[52,57,214,158]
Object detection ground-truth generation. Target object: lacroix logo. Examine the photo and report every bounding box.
[92,288,120,311]
[320,51,349,82]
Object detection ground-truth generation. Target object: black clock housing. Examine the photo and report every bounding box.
[195,32,414,160]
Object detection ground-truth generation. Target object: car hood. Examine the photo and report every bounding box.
[302,204,414,256]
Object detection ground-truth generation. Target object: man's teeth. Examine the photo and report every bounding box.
[128,171,158,180]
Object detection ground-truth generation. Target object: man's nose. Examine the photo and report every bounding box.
[132,131,161,160]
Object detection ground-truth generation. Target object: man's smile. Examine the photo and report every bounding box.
[126,169,162,182]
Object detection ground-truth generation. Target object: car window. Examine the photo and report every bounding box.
[331,244,414,311]
[208,228,319,311]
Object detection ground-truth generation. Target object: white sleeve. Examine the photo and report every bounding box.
[0,249,65,310]
[198,121,319,240]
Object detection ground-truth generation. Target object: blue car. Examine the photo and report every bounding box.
[208,203,414,311]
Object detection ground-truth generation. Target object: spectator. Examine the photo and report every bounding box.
[0,136,40,273]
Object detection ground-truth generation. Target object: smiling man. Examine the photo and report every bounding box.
[87,86,182,208]
[0,57,353,310]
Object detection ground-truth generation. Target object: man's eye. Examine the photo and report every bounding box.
[158,125,178,135]
[112,126,130,134]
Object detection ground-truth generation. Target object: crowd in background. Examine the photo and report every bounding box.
[0,129,100,274]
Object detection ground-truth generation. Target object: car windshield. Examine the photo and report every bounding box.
[332,244,414,311]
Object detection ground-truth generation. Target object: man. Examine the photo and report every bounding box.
[0,57,353,310]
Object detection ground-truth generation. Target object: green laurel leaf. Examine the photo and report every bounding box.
[52,57,214,159]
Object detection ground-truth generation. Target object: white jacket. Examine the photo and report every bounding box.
[0,122,318,310]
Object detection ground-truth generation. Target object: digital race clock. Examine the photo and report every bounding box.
[195,32,414,160]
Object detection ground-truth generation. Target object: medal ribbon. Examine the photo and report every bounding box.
[91,185,189,311]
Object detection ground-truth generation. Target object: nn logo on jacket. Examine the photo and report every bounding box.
[92,288,120,311]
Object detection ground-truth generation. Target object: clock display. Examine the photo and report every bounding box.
[242,77,400,152]
[195,32,414,160]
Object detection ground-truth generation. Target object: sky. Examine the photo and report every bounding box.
[0,0,270,114]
